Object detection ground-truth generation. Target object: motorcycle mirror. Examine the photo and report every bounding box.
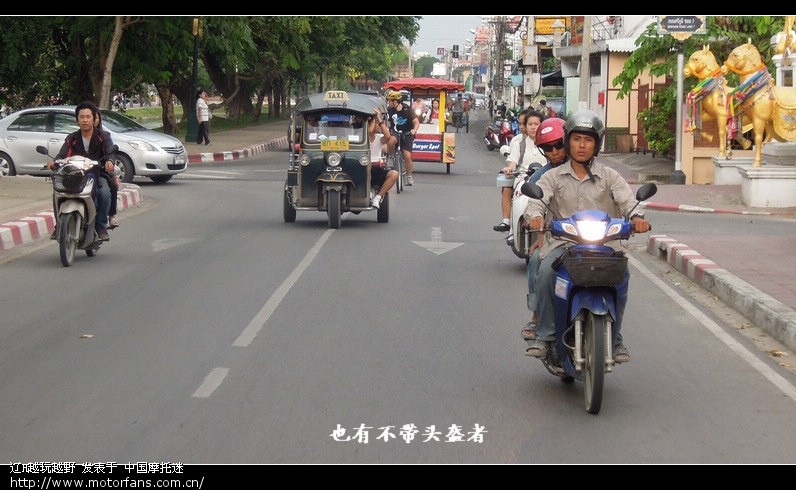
[36,145,49,156]
[521,181,543,200]
[636,183,658,201]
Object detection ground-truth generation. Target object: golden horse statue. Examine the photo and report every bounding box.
[684,45,751,158]
[774,15,796,63]
[723,41,796,166]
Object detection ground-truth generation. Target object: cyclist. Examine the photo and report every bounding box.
[385,90,420,186]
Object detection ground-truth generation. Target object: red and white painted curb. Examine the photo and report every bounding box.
[187,137,288,164]
[647,233,796,352]
[642,201,792,216]
[0,185,142,252]
[646,234,724,284]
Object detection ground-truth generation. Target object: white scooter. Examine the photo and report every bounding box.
[36,145,117,267]
[499,144,542,264]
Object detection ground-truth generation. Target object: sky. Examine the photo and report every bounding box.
[412,15,484,57]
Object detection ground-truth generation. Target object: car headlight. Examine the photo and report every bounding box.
[299,154,312,166]
[359,154,370,166]
[126,140,158,152]
[327,152,342,167]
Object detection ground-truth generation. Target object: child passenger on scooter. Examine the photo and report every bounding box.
[493,109,546,244]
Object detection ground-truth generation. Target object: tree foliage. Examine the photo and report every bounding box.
[0,16,420,135]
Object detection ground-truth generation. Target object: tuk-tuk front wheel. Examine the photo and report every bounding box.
[327,189,341,229]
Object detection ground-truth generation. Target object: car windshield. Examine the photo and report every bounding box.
[100,110,147,133]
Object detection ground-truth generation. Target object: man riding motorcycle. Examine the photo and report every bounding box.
[523,109,651,363]
[520,117,568,341]
[47,101,116,241]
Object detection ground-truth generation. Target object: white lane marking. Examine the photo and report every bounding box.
[192,367,229,398]
[233,229,335,347]
[629,255,796,402]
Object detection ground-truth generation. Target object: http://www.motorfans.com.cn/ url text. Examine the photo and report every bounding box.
[9,463,205,489]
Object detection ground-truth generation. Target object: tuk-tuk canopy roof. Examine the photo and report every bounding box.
[294,90,385,115]
[383,77,464,92]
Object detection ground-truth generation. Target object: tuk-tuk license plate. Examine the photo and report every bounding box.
[320,140,350,151]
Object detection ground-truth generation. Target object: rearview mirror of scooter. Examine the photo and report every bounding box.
[635,182,657,202]
[521,181,543,200]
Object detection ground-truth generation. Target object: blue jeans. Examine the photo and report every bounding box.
[535,246,627,346]
[94,177,111,230]
[526,247,541,314]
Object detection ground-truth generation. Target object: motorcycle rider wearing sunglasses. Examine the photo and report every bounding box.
[520,117,568,342]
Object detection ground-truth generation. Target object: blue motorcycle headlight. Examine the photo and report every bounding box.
[575,220,607,241]
[327,152,342,167]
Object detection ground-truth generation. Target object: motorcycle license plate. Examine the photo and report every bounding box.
[321,140,349,151]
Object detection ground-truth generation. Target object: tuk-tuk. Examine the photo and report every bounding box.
[382,77,465,174]
[283,90,388,229]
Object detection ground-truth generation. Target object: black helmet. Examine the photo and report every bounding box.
[564,109,605,156]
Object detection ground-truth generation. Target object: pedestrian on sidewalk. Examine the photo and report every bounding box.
[196,88,211,145]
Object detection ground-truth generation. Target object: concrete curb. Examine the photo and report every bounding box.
[642,202,794,217]
[0,185,142,252]
[187,136,288,164]
[646,234,796,352]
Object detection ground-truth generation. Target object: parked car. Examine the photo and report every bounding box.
[0,105,188,183]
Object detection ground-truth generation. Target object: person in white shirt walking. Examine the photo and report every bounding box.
[196,88,211,145]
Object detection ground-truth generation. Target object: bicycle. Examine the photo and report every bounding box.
[386,134,405,194]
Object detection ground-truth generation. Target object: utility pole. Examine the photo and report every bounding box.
[578,15,592,110]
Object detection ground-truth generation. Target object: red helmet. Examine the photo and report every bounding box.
[535,117,566,146]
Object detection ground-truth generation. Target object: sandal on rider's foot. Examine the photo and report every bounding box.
[525,340,548,358]
[613,343,631,363]
[521,321,537,340]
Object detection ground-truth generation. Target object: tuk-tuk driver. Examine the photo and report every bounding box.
[385,90,419,186]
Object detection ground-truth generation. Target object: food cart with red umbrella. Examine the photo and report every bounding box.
[382,77,464,174]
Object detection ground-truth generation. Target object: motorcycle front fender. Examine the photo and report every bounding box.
[316,172,354,188]
[58,200,87,219]
[569,289,618,323]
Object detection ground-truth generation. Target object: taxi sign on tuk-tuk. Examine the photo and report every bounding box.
[323,90,350,106]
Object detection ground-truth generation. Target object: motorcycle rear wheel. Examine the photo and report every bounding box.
[58,213,78,267]
[583,313,607,414]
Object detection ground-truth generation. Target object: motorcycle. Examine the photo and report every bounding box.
[520,181,657,414]
[484,115,514,151]
[36,144,118,267]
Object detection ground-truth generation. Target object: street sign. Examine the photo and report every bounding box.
[657,16,707,41]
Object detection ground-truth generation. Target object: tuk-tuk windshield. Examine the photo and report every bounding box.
[303,112,367,144]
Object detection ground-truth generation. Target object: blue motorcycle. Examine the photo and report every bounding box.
[521,181,657,414]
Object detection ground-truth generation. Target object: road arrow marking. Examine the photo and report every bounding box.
[412,226,463,255]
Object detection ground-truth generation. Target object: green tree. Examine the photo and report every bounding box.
[414,55,439,77]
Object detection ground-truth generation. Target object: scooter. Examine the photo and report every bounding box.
[498,144,542,263]
[484,116,514,151]
[36,145,117,267]
[520,181,657,414]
